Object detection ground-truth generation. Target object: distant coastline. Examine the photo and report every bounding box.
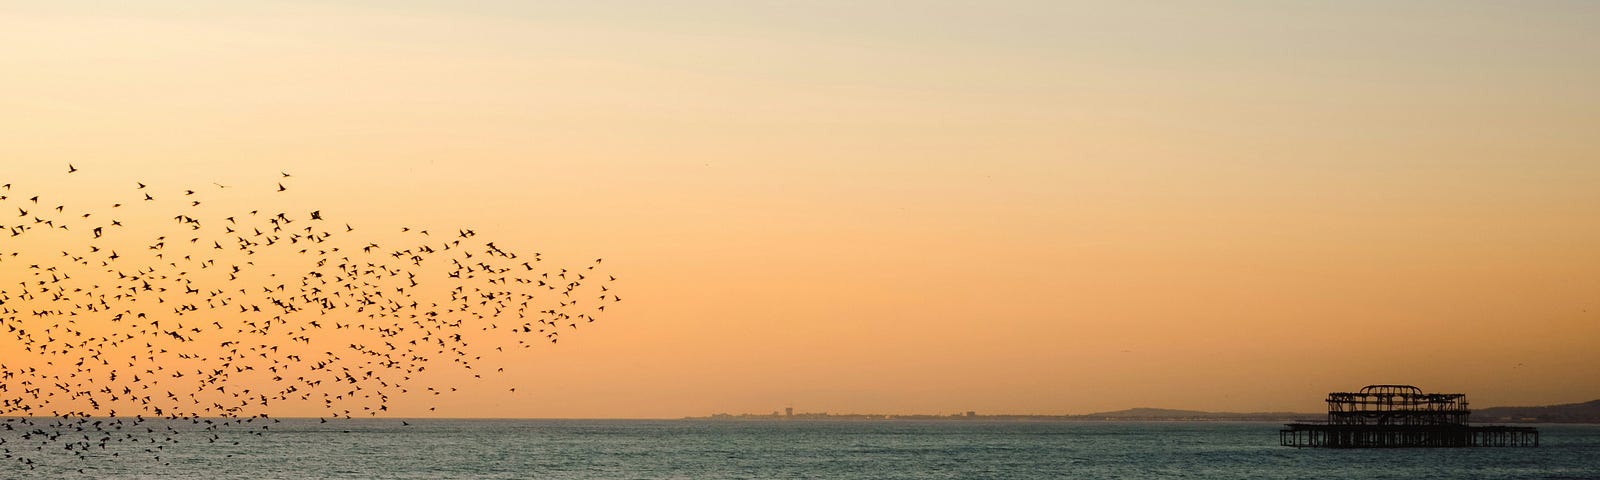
[687,408,1319,423]
[687,399,1600,424]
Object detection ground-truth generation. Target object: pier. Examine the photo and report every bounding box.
[1280,385,1538,448]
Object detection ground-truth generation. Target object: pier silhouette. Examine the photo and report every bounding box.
[1280,385,1538,448]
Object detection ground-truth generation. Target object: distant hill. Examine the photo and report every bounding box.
[1079,407,1319,422]
[1088,407,1213,418]
[690,400,1600,423]
[1473,399,1600,424]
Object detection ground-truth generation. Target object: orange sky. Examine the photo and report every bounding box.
[2,1,1598,418]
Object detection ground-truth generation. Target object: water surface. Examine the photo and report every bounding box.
[4,419,1595,479]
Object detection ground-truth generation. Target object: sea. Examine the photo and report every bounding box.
[3,419,1598,479]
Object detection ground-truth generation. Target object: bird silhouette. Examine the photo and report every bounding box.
[0,164,620,467]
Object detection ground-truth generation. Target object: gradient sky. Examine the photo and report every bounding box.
[2,1,1597,418]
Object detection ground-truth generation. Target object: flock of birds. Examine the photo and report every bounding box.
[0,165,618,469]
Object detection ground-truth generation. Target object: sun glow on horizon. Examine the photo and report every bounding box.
[2,1,1598,419]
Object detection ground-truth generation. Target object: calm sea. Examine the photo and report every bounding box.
[4,419,1597,479]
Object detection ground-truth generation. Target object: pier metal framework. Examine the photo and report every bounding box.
[1280,385,1538,448]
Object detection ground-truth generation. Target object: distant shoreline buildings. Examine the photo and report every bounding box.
[689,409,1323,423]
[690,397,1600,423]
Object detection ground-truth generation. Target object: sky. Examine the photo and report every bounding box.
[1,1,1597,418]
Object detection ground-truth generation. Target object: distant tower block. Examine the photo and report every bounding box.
[785,407,793,417]
[1281,385,1538,448]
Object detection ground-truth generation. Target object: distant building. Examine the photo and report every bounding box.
[785,407,793,417]
[966,411,976,417]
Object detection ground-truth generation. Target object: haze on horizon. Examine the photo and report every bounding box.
[1,0,1596,418]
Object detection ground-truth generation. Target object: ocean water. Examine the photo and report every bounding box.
[3,419,1597,479]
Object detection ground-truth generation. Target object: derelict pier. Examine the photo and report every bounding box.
[1280,385,1538,448]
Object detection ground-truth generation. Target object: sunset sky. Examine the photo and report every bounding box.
[2,1,1597,418]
